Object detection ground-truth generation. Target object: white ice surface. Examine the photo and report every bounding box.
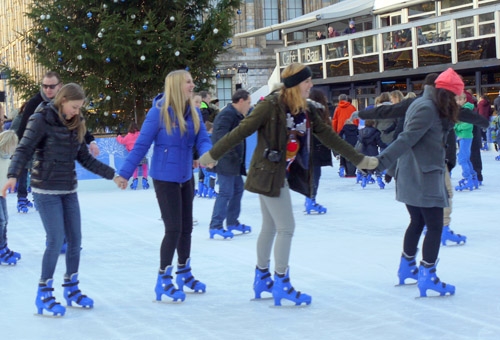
[2,151,500,340]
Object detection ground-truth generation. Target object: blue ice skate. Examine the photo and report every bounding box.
[130,178,139,190]
[253,267,273,299]
[36,279,66,316]
[441,226,466,246]
[272,268,311,306]
[455,177,474,191]
[176,258,206,293]
[17,198,30,213]
[376,176,385,189]
[62,273,94,308]
[209,227,234,239]
[155,266,185,302]
[304,197,327,214]
[142,178,150,190]
[417,261,455,297]
[360,175,368,188]
[227,222,252,234]
[397,252,418,285]
[338,166,345,178]
[0,245,18,265]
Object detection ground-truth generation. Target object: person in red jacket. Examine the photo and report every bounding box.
[117,122,149,190]
[332,94,358,176]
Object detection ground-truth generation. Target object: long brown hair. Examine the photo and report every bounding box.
[52,83,87,143]
[434,88,459,123]
[309,88,331,125]
[279,63,309,116]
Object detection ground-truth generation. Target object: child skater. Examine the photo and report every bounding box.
[117,122,150,190]
[0,131,20,265]
[357,119,387,188]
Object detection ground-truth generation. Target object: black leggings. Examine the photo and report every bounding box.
[153,179,194,270]
[403,205,443,264]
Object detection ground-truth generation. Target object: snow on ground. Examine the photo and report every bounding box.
[2,150,500,340]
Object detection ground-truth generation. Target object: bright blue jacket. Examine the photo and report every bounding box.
[119,94,212,183]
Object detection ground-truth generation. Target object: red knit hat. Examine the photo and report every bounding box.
[434,68,464,96]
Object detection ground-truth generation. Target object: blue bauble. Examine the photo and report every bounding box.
[237,9,241,15]
[227,39,232,44]
[191,35,195,40]
[57,57,63,62]
[87,12,92,19]
[64,26,69,31]
[44,27,50,32]
[105,57,111,63]
[57,50,62,55]
[185,66,190,71]
[142,25,148,30]
[82,43,87,49]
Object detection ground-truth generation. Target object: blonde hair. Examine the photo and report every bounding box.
[390,90,404,103]
[405,92,417,99]
[53,83,87,143]
[0,130,18,156]
[158,70,200,135]
[279,63,308,116]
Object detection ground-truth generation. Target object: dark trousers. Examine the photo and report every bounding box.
[403,205,443,264]
[153,179,193,269]
[17,168,28,199]
[470,126,483,181]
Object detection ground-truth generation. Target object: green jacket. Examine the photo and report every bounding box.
[454,102,474,139]
[209,93,364,197]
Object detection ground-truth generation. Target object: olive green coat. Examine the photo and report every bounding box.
[209,93,365,197]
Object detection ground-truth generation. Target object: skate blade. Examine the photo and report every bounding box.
[415,293,455,299]
[152,299,184,304]
[269,303,311,309]
[250,297,273,301]
[66,305,93,309]
[394,282,417,287]
[34,312,64,318]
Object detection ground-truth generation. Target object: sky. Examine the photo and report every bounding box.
[2,149,500,340]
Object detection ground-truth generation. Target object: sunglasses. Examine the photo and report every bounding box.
[41,82,61,89]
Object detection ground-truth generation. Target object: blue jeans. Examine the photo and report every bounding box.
[0,197,8,248]
[33,192,81,281]
[209,174,244,228]
[457,138,476,178]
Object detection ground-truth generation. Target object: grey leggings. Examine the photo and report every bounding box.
[257,184,295,274]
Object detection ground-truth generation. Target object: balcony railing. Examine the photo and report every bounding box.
[276,4,500,80]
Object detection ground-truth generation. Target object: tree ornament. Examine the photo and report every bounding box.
[237,9,241,15]
[46,14,51,20]
[37,38,42,43]
[81,43,87,49]
[40,14,46,20]
[64,26,69,31]
[202,78,206,83]
[87,12,92,19]
[26,55,31,61]
[101,28,105,33]
[140,55,146,61]
[227,39,232,44]
[77,55,82,60]
[213,28,219,34]
[44,27,50,33]
[105,57,111,63]
[137,39,142,45]
[57,57,63,62]
[191,35,195,40]
[98,32,103,38]
[112,113,117,118]
[170,16,175,21]
[104,79,110,85]
[57,50,62,56]
[131,14,136,19]
[174,51,180,56]
[142,24,148,30]
[104,111,109,116]
[106,96,111,101]
[185,66,190,71]
[103,4,108,9]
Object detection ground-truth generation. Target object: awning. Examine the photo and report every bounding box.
[234,0,375,39]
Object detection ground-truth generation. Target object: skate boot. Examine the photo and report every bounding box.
[272,268,311,306]
[207,187,218,199]
[209,227,234,239]
[360,175,368,188]
[496,154,500,161]
[376,176,385,189]
[197,182,206,197]
[455,177,474,191]
[441,226,466,246]
[227,222,252,234]
[338,166,345,178]
[356,171,363,184]
[36,279,66,316]
[142,178,150,190]
[397,252,418,285]
[304,198,327,214]
[417,261,455,297]
[176,258,206,293]
[471,174,480,189]
[0,245,18,265]
[155,266,186,302]
[253,266,273,299]
[130,178,139,190]
[17,197,29,213]
[62,273,94,308]
[368,174,375,184]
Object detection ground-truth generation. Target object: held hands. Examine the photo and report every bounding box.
[199,151,217,168]
[114,175,129,190]
[356,156,379,170]
[1,178,17,198]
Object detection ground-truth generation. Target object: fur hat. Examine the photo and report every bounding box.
[349,20,355,25]
[434,68,464,96]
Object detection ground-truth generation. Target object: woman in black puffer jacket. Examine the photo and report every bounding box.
[3,83,121,317]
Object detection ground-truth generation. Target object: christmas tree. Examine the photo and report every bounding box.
[14,0,241,132]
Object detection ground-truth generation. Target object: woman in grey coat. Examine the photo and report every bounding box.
[375,68,463,297]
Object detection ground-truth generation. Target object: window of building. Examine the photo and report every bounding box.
[264,0,280,41]
[408,1,436,21]
[216,77,232,108]
[286,0,304,41]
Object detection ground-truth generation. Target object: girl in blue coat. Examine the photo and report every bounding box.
[116,70,212,302]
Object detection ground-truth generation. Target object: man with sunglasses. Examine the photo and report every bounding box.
[14,71,100,216]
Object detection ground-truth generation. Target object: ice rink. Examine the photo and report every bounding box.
[2,151,500,340]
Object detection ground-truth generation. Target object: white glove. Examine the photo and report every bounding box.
[199,151,217,168]
[356,156,379,170]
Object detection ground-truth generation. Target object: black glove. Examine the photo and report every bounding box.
[384,174,392,183]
